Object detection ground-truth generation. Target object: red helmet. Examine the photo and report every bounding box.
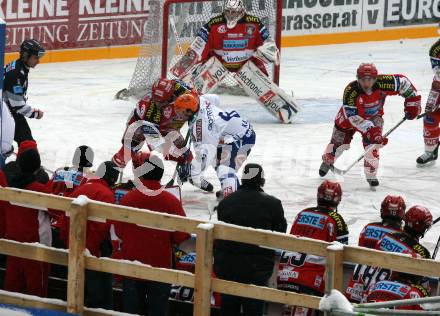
[404,205,433,237]
[380,195,406,221]
[317,180,342,207]
[132,151,150,169]
[151,78,175,104]
[357,63,378,79]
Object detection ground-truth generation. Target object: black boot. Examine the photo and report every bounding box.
[416,145,438,165]
[319,162,332,177]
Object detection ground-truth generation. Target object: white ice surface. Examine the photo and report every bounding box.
[24,37,440,253]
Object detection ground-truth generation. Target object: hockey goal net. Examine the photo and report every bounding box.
[117,0,282,99]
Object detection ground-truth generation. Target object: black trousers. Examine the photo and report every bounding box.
[12,111,34,145]
[85,270,113,310]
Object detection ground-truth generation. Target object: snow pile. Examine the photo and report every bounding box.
[319,289,354,312]
[0,307,32,316]
[72,195,89,206]
[421,302,440,311]
[328,241,344,251]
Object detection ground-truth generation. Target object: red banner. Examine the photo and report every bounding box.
[1,0,150,53]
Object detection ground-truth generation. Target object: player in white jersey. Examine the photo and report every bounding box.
[174,93,256,198]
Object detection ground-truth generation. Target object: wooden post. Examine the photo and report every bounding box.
[193,223,214,316]
[325,243,344,294]
[66,197,88,314]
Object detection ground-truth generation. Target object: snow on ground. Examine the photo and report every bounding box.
[25,37,440,253]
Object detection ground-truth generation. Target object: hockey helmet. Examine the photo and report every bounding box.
[20,39,45,59]
[224,0,245,29]
[151,78,175,106]
[174,93,200,114]
[317,180,342,208]
[380,195,406,222]
[404,205,433,238]
[357,63,378,79]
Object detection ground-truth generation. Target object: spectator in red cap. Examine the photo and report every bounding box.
[4,140,52,297]
[115,153,190,315]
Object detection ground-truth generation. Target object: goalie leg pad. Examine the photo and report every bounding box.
[234,60,301,123]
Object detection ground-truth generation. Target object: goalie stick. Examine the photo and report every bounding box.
[331,112,428,175]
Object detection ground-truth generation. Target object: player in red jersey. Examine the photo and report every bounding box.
[366,271,430,311]
[319,63,421,187]
[355,206,433,303]
[277,180,348,316]
[111,78,192,169]
[345,195,405,303]
[417,38,440,165]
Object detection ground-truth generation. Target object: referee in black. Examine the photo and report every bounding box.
[3,39,45,145]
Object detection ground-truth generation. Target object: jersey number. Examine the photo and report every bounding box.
[219,111,240,121]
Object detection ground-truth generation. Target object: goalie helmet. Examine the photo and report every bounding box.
[224,0,245,29]
[317,180,342,208]
[380,195,406,222]
[151,78,175,106]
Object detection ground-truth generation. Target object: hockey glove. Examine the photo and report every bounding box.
[404,95,421,120]
[31,109,44,119]
[177,162,191,183]
[165,147,193,164]
[365,126,388,145]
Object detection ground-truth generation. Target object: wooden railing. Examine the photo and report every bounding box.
[0,187,439,315]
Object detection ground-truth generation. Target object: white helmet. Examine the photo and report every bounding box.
[224,0,245,29]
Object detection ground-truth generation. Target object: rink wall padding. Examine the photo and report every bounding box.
[1,0,440,64]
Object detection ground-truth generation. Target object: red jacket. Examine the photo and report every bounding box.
[5,181,52,245]
[115,179,190,268]
[61,178,113,257]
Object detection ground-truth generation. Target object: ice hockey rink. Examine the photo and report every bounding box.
[25,37,440,253]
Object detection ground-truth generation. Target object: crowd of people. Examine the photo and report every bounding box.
[0,142,436,315]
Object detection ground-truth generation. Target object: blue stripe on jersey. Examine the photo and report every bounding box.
[260,26,269,41]
[373,281,408,298]
[378,235,412,254]
[197,27,209,42]
[363,225,396,242]
[297,211,326,230]
[431,57,440,70]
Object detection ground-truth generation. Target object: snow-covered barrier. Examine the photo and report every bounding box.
[0,186,439,315]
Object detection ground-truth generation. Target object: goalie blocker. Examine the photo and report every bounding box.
[181,56,300,123]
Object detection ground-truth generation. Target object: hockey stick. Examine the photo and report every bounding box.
[332,116,407,175]
[169,16,184,56]
[431,217,440,260]
[166,128,192,188]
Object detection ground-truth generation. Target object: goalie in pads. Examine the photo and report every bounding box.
[170,0,299,124]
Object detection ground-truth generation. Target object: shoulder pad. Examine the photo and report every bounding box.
[375,75,396,89]
[413,284,430,297]
[208,14,225,27]
[244,14,261,23]
[430,39,440,58]
[343,81,362,106]
[328,211,348,233]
